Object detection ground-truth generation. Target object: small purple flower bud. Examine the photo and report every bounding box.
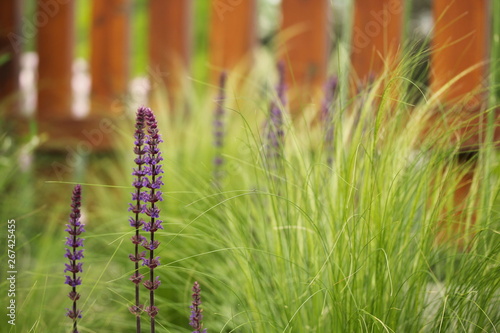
[129,273,145,284]
[128,203,147,214]
[129,304,144,317]
[145,206,161,218]
[64,262,83,274]
[129,252,146,262]
[142,257,161,269]
[143,276,161,291]
[141,240,160,251]
[65,237,84,248]
[130,234,147,244]
[65,309,83,320]
[68,291,80,302]
[143,220,164,232]
[64,275,82,287]
[145,305,159,318]
[65,249,84,261]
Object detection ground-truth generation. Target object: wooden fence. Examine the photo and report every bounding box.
[0,0,495,151]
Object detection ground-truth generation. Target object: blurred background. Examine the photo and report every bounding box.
[1,0,497,151]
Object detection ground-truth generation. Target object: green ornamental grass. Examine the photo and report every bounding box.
[0,24,499,333]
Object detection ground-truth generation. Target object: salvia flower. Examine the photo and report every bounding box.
[321,76,338,166]
[213,71,227,186]
[129,107,148,329]
[64,184,84,333]
[264,61,287,171]
[189,281,207,333]
[142,108,164,332]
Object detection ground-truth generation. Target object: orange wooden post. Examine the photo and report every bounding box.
[431,0,488,109]
[279,0,331,116]
[430,1,491,248]
[36,0,75,148]
[149,0,192,111]
[0,0,21,115]
[350,0,404,86]
[429,1,496,151]
[209,0,256,83]
[90,0,130,117]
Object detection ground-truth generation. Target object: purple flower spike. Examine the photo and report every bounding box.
[64,185,84,333]
[213,72,227,186]
[128,107,164,330]
[264,62,287,171]
[189,281,207,333]
[129,107,149,329]
[321,76,338,166]
[141,108,165,329]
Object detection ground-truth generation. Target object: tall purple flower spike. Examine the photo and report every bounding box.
[321,76,338,166]
[213,71,227,186]
[142,108,164,332]
[265,62,287,170]
[64,184,84,333]
[128,107,148,330]
[189,281,207,333]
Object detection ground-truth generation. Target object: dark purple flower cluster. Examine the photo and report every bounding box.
[265,62,287,169]
[64,184,84,333]
[143,108,164,327]
[321,76,338,166]
[213,72,227,185]
[128,106,164,330]
[129,107,148,325]
[189,281,207,333]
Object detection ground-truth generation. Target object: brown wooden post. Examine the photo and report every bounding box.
[209,0,256,84]
[149,0,192,111]
[279,0,331,116]
[90,0,130,118]
[36,0,75,149]
[0,0,22,115]
[350,0,404,86]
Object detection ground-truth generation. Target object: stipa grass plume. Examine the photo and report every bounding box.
[64,184,84,333]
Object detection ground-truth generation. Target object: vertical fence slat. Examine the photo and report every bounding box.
[37,0,74,121]
[0,0,21,115]
[431,0,488,108]
[430,1,490,247]
[90,0,130,116]
[350,0,404,85]
[279,0,331,116]
[429,0,494,151]
[149,0,192,110]
[209,0,256,83]
[36,0,77,150]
